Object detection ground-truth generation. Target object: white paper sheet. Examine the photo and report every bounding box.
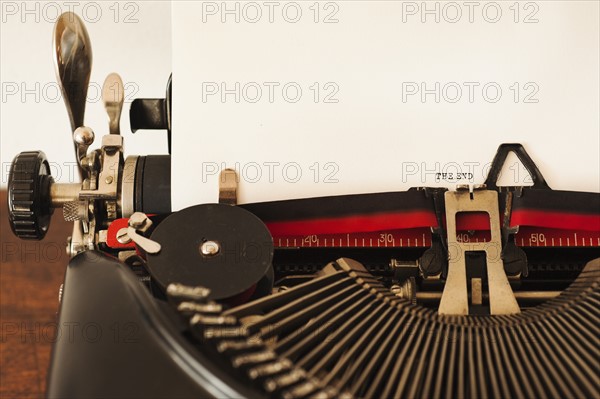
[172,1,599,210]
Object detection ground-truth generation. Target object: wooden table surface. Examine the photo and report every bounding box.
[1,190,72,398]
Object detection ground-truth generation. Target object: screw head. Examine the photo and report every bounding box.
[105,176,114,184]
[129,212,148,228]
[116,227,131,244]
[200,240,220,256]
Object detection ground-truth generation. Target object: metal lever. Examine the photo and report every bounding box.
[102,73,125,135]
[219,169,238,205]
[127,212,161,254]
[53,12,93,178]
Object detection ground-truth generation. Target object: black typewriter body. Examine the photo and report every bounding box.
[6,12,600,399]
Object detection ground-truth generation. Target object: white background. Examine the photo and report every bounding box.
[1,0,172,186]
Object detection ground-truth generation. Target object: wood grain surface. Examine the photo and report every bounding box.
[1,190,72,398]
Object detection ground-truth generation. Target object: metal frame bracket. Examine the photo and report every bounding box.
[439,187,520,315]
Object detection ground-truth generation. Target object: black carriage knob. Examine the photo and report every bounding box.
[7,151,54,240]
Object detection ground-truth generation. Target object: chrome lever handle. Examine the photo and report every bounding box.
[102,73,125,135]
[53,12,93,176]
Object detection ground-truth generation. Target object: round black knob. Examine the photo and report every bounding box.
[7,151,54,240]
[146,204,273,301]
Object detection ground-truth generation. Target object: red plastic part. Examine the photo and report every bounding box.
[106,218,136,249]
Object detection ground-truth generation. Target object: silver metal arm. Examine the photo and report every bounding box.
[53,12,93,178]
[102,73,125,135]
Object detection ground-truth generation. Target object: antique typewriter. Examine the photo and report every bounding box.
[6,13,600,399]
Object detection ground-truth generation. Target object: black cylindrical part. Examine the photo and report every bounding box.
[134,155,171,214]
